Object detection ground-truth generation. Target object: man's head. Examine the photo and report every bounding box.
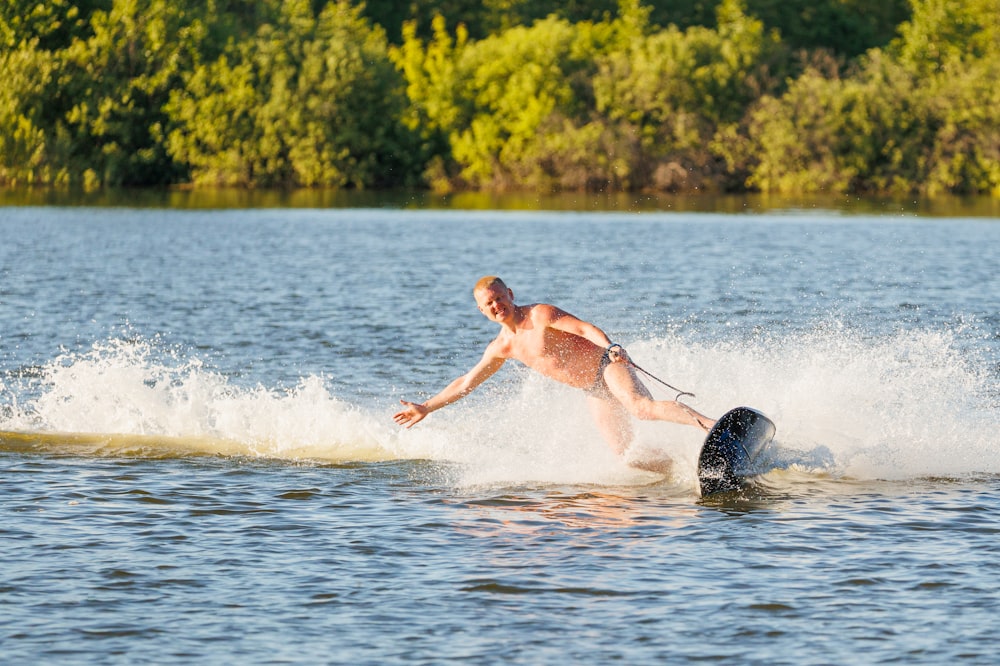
[473,275,507,295]
[474,276,514,323]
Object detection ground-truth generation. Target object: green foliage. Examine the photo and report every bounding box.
[738,0,1000,196]
[166,0,420,188]
[0,0,205,187]
[0,0,111,50]
[0,0,995,195]
[448,16,586,188]
[388,16,471,189]
[0,42,56,185]
[395,0,785,191]
[741,56,923,194]
[477,0,620,36]
[368,0,620,43]
[904,0,1000,196]
[391,17,467,134]
[63,0,207,186]
[924,56,1000,196]
[595,0,784,190]
[393,8,636,191]
[892,0,999,75]
[742,0,910,59]
[366,0,909,60]
[198,0,285,60]
[596,0,783,128]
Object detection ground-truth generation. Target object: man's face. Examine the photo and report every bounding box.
[475,285,514,323]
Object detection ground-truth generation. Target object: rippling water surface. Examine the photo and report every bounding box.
[1,205,998,664]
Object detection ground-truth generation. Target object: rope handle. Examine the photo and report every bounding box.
[607,343,696,403]
[629,359,696,403]
[609,345,711,429]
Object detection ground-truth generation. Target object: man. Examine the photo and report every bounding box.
[393,276,714,469]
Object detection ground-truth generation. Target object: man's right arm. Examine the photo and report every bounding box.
[393,346,506,428]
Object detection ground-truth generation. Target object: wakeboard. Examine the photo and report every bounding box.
[697,406,776,496]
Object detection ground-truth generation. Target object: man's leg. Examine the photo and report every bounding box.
[602,362,715,431]
[586,393,675,474]
[585,394,632,455]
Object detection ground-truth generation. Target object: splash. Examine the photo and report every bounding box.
[390,321,1000,488]
[0,338,398,462]
[666,322,1000,480]
[1,326,997,486]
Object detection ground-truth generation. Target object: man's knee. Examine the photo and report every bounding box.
[617,395,656,421]
[634,401,658,421]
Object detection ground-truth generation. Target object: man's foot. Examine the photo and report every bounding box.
[627,455,674,475]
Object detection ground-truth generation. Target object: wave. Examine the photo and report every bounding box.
[1,326,997,488]
[0,339,399,463]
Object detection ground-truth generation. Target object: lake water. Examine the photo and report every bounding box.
[1,203,998,664]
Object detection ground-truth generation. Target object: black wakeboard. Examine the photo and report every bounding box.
[697,406,776,496]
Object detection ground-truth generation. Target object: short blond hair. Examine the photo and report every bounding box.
[473,275,507,294]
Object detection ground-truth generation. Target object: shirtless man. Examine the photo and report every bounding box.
[393,277,715,467]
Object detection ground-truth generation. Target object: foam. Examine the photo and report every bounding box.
[1,325,996,485]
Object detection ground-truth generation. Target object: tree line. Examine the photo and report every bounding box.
[1,0,997,196]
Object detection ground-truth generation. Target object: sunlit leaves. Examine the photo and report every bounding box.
[0,0,995,195]
[741,0,1000,195]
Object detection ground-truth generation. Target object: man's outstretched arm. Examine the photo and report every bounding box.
[393,350,505,428]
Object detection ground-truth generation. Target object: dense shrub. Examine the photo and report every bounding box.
[166,0,420,188]
[0,0,995,195]
[736,0,1000,195]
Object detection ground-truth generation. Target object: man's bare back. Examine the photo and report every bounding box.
[393,277,714,465]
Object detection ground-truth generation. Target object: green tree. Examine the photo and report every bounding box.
[389,15,471,189]
[892,0,1000,195]
[392,0,786,192]
[0,0,110,50]
[363,0,909,59]
[367,0,620,43]
[0,0,207,187]
[0,41,57,185]
[743,0,910,59]
[448,16,586,188]
[738,0,999,196]
[3,0,993,195]
[62,0,208,186]
[892,0,998,74]
[167,0,420,188]
[589,0,784,190]
[393,10,624,191]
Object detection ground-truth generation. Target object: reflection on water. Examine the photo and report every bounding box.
[459,490,701,533]
[2,187,998,217]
